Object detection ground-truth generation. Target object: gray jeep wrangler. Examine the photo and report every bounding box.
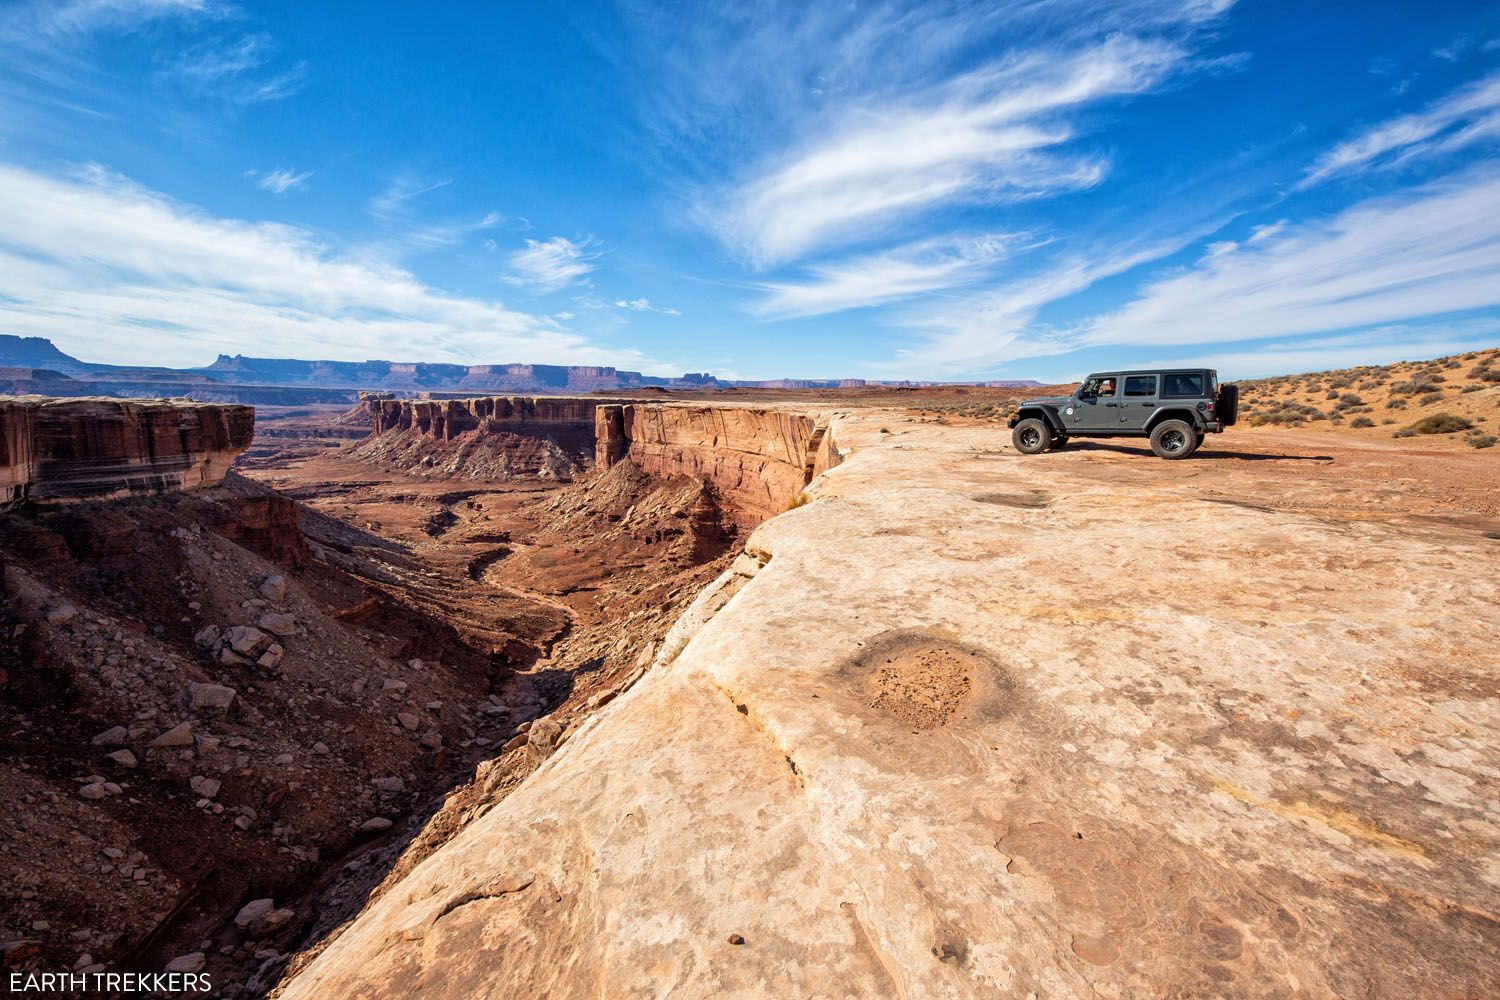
[1007,368,1238,459]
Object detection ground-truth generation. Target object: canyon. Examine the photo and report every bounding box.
[0,396,253,507]
[2,359,1499,998]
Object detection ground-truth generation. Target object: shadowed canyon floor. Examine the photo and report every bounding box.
[265,405,1499,1000]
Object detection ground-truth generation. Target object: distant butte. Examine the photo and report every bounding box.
[0,336,1043,405]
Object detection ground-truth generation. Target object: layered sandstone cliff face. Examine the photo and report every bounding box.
[366,394,602,440]
[595,403,838,527]
[0,396,253,505]
[359,397,840,512]
[355,395,604,480]
[1,399,36,506]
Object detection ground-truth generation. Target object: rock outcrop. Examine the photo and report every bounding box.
[279,410,1500,1000]
[365,395,602,440]
[0,397,252,506]
[595,403,839,526]
[1,398,36,506]
[354,395,605,480]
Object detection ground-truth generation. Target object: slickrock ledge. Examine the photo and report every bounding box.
[279,412,1500,999]
[0,396,252,505]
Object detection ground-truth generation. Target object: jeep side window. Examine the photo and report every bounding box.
[1124,375,1157,397]
[1081,376,1116,397]
[1162,373,1205,398]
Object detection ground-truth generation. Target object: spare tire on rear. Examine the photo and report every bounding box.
[1218,383,1239,425]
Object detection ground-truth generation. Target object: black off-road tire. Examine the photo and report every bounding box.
[1150,419,1200,459]
[1012,418,1052,455]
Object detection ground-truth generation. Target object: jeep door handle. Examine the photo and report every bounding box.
[1142,403,1155,408]
[1104,402,1118,407]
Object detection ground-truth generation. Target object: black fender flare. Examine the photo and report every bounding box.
[1144,408,1204,432]
[1016,406,1066,436]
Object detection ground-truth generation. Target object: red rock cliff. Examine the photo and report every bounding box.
[366,394,604,439]
[0,396,253,505]
[595,404,838,527]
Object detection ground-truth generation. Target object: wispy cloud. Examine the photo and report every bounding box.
[613,298,681,315]
[24,0,211,37]
[503,236,601,294]
[249,167,311,194]
[0,162,661,370]
[714,36,1186,267]
[1084,166,1500,350]
[1126,321,1500,379]
[1301,68,1500,186]
[368,173,452,219]
[879,240,1184,374]
[169,31,307,104]
[753,233,1033,318]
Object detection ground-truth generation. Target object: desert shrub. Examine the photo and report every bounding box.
[1325,389,1339,400]
[1467,432,1497,449]
[1329,377,1353,389]
[1358,379,1384,390]
[1408,412,1473,435]
[1392,428,1416,438]
[1382,418,1396,425]
[1472,368,1500,383]
[1339,392,1362,404]
[1444,360,1462,369]
[1429,373,1447,383]
[1350,416,1374,428]
[1386,398,1408,409]
[1461,384,1483,393]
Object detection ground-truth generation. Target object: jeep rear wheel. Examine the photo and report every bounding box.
[1012,418,1051,455]
[1150,419,1199,459]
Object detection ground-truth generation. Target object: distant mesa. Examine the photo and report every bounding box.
[0,335,1042,403]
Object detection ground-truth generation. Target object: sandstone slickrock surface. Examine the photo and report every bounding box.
[0,396,252,504]
[280,411,1500,999]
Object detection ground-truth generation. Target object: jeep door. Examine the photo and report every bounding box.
[1117,374,1159,429]
[1068,375,1119,429]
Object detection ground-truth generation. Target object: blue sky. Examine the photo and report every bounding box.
[1,0,1499,382]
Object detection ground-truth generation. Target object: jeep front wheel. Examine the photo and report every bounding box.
[1150,419,1199,459]
[1012,418,1051,455]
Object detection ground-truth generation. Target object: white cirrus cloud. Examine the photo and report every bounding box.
[1300,68,1500,187]
[712,35,1187,268]
[1083,166,1500,350]
[753,233,1036,319]
[613,298,681,316]
[881,165,1500,377]
[503,236,601,294]
[251,167,312,194]
[22,0,209,37]
[0,161,663,370]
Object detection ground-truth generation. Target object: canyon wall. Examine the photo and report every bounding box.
[596,403,839,527]
[365,394,602,440]
[0,396,253,505]
[359,395,839,524]
[354,394,606,480]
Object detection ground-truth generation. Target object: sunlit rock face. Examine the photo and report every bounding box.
[595,403,837,527]
[0,396,253,505]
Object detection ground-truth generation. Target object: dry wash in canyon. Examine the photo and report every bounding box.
[2,366,1499,998]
